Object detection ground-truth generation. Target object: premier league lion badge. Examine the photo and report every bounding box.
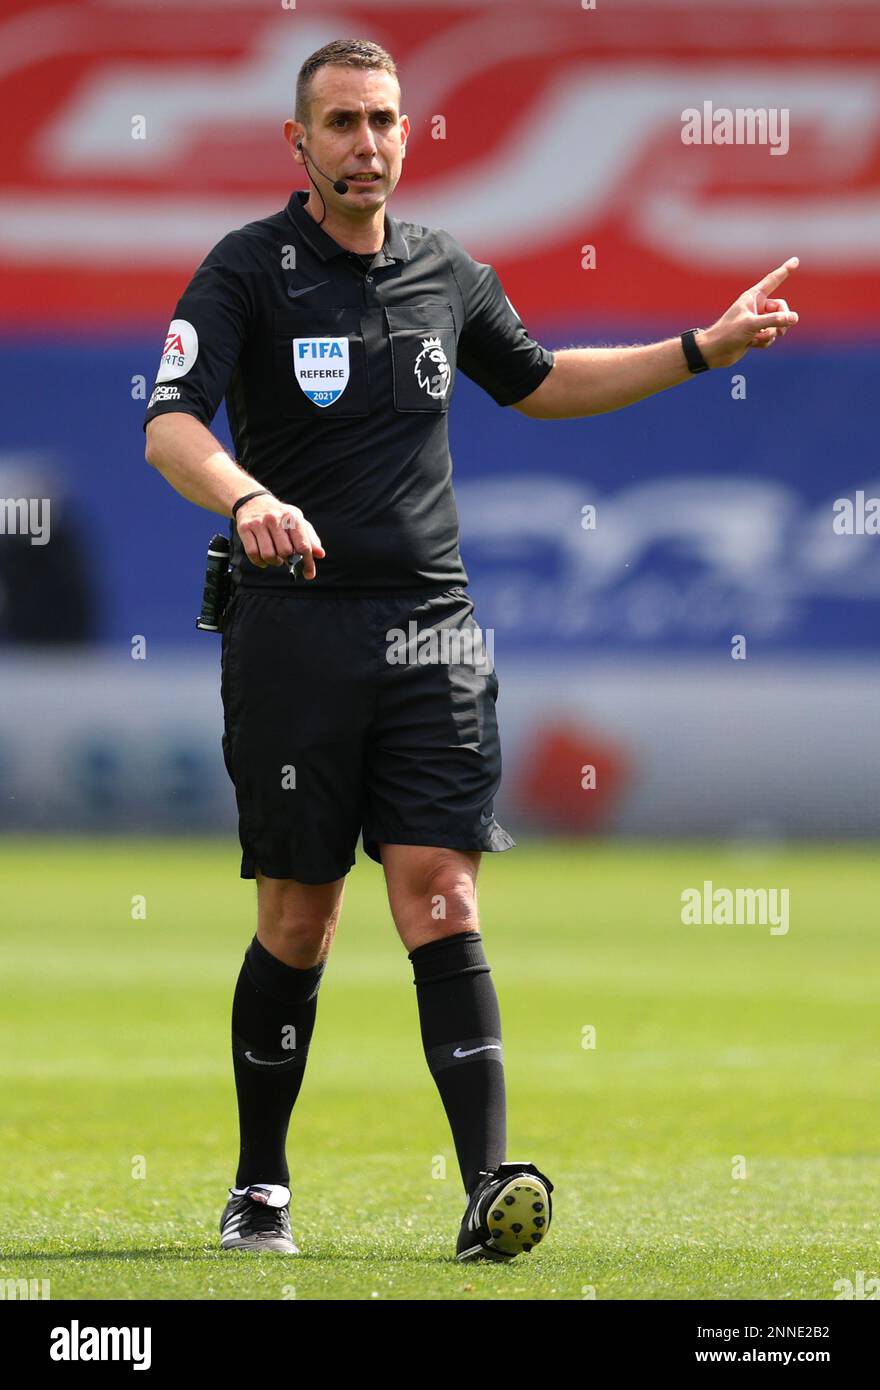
[413,335,451,400]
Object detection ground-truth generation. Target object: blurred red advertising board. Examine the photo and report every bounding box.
[1,0,877,331]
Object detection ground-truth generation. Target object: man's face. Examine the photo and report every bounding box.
[290,66,408,213]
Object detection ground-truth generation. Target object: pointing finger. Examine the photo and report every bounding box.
[753,256,799,297]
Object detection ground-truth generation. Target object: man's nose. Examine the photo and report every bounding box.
[354,122,379,155]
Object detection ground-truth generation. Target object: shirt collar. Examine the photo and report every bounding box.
[285,189,409,265]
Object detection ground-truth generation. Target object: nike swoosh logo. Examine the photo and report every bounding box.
[244,1051,294,1066]
[288,281,330,299]
[453,1044,502,1058]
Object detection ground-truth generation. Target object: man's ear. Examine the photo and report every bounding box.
[283,118,305,162]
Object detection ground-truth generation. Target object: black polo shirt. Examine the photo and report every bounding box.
[143,189,555,591]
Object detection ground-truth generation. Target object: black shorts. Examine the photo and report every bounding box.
[219,584,515,883]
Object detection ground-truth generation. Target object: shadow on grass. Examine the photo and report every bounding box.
[0,1247,485,1266]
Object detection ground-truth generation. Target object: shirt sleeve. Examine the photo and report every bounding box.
[445,232,555,407]
[142,232,253,431]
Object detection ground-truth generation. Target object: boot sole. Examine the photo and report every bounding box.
[456,1175,551,1261]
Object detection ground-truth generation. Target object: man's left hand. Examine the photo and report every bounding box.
[696,257,800,369]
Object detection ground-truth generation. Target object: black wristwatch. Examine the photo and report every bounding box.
[681,328,710,374]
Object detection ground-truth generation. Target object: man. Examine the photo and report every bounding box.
[143,38,798,1264]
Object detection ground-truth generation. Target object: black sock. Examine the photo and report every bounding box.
[408,930,506,1196]
[231,934,325,1188]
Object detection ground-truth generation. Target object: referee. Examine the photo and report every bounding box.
[144,38,799,1262]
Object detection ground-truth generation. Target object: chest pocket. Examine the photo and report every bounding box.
[274,306,370,418]
[385,303,456,412]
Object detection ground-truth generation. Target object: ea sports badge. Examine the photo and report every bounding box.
[157,318,198,382]
[293,337,350,407]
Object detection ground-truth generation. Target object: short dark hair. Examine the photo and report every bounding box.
[295,39,399,129]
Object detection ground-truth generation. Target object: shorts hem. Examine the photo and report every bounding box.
[240,851,357,885]
[360,823,516,865]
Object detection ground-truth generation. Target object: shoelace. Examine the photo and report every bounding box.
[234,1195,290,1236]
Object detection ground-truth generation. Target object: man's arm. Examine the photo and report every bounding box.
[141,231,323,579]
[145,412,325,577]
[512,257,799,421]
[145,412,260,515]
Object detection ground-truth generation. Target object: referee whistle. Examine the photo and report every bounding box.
[195,534,232,632]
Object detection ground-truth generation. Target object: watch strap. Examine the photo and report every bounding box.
[681,328,710,374]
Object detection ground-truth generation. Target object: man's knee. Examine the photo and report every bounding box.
[382,846,481,946]
[255,870,344,967]
[422,857,479,931]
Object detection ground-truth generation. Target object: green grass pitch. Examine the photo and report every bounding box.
[1,837,877,1301]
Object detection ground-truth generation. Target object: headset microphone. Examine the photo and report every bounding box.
[296,141,348,195]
